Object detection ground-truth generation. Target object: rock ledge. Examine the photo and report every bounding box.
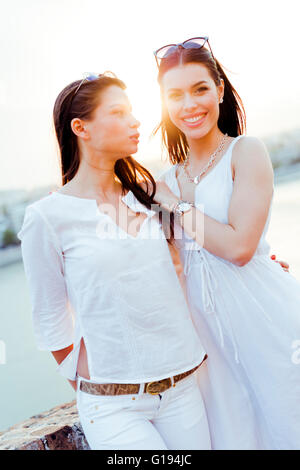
[0,401,89,450]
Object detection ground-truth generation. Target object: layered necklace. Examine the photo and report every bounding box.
[181,133,228,185]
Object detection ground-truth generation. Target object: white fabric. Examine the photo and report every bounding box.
[17,189,206,383]
[159,135,300,450]
[76,372,211,450]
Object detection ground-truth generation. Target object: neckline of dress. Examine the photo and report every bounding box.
[174,135,243,191]
[52,189,154,240]
[52,188,130,204]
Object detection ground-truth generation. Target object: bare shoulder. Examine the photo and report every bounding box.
[231,135,273,175]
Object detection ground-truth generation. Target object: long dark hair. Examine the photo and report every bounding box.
[53,74,174,243]
[155,47,246,165]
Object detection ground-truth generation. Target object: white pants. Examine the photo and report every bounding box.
[76,371,211,450]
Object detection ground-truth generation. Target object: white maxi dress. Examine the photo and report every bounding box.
[159,135,300,450]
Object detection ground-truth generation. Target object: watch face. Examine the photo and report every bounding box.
[178,202,191,212]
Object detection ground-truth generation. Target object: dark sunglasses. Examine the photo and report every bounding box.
[73,71,117,95]
[153,36,215,67]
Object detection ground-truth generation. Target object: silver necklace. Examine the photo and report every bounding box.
[181,133,228,185]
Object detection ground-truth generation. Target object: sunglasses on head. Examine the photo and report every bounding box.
[153,36,215,67]
[73,71,117,95]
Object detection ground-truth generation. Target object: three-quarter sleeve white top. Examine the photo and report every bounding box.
[17,189,206,383]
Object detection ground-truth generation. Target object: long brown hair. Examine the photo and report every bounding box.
[155,47,246,165]
[53,74,174,243]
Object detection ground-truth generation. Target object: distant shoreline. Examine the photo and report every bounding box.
[0,165,299,269]
[274,162,300,185]
[0,245,22,268]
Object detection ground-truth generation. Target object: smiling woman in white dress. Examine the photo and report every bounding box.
[151,37,300,450]
[17,72,211,450]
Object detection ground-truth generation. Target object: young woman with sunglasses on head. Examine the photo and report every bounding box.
[17,72,212,450]
[151,37,300,450]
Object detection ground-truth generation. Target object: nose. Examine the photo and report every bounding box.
[131,116,140,129]
[182,93,197,112]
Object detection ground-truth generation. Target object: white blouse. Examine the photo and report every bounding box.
[17,189,206,383]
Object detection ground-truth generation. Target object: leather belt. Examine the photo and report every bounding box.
[79,354,207,396]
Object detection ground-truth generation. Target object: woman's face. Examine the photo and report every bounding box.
[82,85,140,158]
[161,63,224,141]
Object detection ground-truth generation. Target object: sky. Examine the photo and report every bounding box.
[1,0,300,190]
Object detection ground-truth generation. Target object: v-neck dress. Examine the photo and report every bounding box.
[17,189,207,384]
[159,135,300,450]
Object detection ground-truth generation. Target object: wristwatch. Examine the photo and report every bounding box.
[173,200,194,219]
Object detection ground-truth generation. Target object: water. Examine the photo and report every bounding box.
[0,176,299,432]
[267,177,300,280]
[0,261,75,432]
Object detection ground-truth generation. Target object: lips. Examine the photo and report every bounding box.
[181,113,207,128]
[130,133,140,142]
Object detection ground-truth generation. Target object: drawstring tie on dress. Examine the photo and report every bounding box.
[183,243,240,364]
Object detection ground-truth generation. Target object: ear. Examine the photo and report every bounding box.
[218,78,225,103]
[70,118,89,139]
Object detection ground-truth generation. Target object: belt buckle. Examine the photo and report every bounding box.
[146,377,172,395]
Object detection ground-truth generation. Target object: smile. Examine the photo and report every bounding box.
[182,113,207,127]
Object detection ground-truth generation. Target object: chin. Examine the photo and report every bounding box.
[188,121,217,140]
[183,128,208,141]
[128,143,139,155]
[114,144,138,159]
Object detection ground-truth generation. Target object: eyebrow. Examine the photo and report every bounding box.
[167,80,208,92]
[109,103,132,112]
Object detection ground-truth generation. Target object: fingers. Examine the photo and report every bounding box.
[271,254,290,273]
[277,260,289,269]
[276,261,290,273]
